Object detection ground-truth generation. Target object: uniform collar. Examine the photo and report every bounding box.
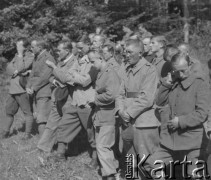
[97,64,110,80]
[36,50,47,60]
[172,72,203,89]
[60,53,74,66]
[126,57,148,75]
[152,51,164,66]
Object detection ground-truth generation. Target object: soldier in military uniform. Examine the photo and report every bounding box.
[26,39,56,136]
[116,39,160,179]
[89,50,120,180]
[3,38,34,140]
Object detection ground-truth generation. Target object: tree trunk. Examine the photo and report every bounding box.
[183,0,189,43]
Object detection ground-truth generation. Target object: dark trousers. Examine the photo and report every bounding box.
[57,104,95,149]
[5,93,33,133]
[121,124,160,179]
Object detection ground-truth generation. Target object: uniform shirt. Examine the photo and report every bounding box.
[52,54,77,84]
[94,65,120,126]
[143,52,155,63]
[116,57,160,128]
[107,57,120,74]
[67,55,96,107]
[151,54,167,80]
[27,50,55,98]
[6,52,34,94]
[157,72,209,150]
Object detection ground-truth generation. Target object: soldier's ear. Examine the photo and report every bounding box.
[139,52,143,57]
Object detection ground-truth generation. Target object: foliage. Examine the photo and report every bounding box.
[0,0,210,66]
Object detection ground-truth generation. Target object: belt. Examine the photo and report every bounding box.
[78,102,95,109]
[78,104,91,109]
[126,92,141,98]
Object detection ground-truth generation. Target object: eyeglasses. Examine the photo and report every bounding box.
[171,68,188,74]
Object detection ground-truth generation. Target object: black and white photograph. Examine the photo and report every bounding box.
[0,0,211,179]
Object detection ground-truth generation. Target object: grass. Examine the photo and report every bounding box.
[0,74,100,180]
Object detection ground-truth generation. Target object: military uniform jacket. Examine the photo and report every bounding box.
[94,65,121,126]
[157,73,209,150]
[27,50,55,98]
[7,51,34,94]
[116,57,160,128]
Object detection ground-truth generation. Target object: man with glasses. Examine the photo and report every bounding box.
[144,52,209,180]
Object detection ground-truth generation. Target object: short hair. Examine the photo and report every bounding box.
[151,35,167,49]
[178,42,190,54]
[163,44,179,61]
[32,39,48,49]
[17,37,29,48]
[125,39,144,53]
[102,44,115,54]
[93,35,105,44]
[142,36,151,42]
[58,40,72,51]
[171,51,191,65]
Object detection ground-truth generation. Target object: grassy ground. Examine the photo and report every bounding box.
[1,72,211,180]
[0,74,100,180]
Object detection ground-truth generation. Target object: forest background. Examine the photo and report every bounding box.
[0,0,211,70]
[0,0,211,179]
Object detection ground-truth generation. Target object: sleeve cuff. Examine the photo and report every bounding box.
[178,116,186,129]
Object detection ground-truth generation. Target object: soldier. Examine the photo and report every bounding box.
[89,50,120,180]
[116,39,160,179]
[150,36,172,81]
[142,36,155,63]
[92,34,105,51]
[177,43,206,77]
[51,42,98,166]
[102,44,120,73]
[163,44,179,62]
[134,24,152,39]
[26,39,55,136]
[144,52,209,180]
[2,38,34,139]
[37,40,77,153]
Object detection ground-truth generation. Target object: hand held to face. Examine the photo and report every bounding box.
[46,60,56,69]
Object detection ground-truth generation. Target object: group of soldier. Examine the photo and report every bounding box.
[2,24,211,180]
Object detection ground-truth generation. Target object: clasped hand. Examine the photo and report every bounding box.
[118,110,131,127]
[167,117,179,131]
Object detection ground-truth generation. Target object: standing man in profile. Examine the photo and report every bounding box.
[150,36,170,80]
[89,50,120,180]
[26,39,55,137]
[102,44,120,73]
[51,42,97,165]
[2,38,34,140]
[37,39,77,153]
[142,36,155,63]
[116,39,160,179]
